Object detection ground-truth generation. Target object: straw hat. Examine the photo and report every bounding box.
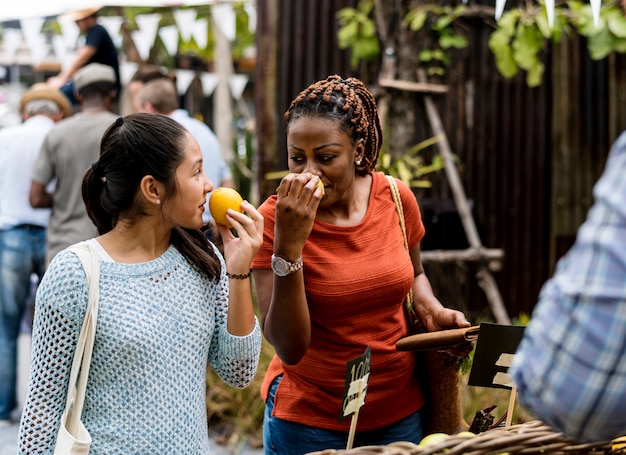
[65,6,102,22]
[20,83,73,118]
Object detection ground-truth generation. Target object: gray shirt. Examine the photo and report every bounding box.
[32,111,118,264]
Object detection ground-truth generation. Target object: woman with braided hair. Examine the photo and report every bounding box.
[251,75,470,453]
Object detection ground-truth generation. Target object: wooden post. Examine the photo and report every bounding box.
[212,16,234,164]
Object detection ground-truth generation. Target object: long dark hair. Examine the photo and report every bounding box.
[82,113,221,278]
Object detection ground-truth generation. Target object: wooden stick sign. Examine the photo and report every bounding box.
[340,346,371,450]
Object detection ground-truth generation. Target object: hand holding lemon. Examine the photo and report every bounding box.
[209,187,244,228]
[316,179,325,196]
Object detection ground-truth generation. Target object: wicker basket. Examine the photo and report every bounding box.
[306,420,626,455]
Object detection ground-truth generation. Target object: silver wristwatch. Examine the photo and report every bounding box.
[271,254,303,276]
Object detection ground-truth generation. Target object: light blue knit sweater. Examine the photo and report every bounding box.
[18,244,262,454]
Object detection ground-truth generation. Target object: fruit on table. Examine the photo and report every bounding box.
[209,187,244,228]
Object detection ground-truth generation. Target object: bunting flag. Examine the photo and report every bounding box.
[158,25,180,57]
[212,3,236,41]
[590,0,602,27]
[175,68,196,96]
[135,14,161,48]
[99,16,124,49]
[119,61,139,86]
[495,0,507,20]
[244,2,257,33]
[200,72,219,96]
[2,29,23,63]
[57,15,80,49]
[545,0,555,28]
[132,30,152,61]
[51,35,69,68]
[20,17,48,66]
[191,18,208,50]
[173,9,197,42]
[229,74,249,100]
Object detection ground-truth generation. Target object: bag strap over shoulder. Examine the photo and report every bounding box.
[62,241,100,436]
[386,175,418,325]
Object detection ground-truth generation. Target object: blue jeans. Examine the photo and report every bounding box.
[263,375,423,455]
[0,225,46,419]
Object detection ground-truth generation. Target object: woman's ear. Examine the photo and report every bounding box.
[139,175,163,206]
[354,138,366,165]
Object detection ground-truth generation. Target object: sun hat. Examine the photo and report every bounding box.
[74,63,116,93]
[20,83,73,118]
[64,7,102,22]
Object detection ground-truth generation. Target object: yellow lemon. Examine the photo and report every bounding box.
[209,187,244,228]
[456,431,477,438]
[419,432,450,447]
[316,180,325,196]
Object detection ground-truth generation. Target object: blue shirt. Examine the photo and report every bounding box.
[511,131,626,442]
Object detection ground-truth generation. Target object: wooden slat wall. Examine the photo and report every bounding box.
[255,0,626,319]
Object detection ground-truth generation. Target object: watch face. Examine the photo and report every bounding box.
[271,255,289,276]
[271,255,302,276]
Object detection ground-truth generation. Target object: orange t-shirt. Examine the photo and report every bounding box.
[252,172,425,431]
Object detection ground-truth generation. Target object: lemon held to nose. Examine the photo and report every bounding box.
[209,187,244,228]
[316,180,325,196]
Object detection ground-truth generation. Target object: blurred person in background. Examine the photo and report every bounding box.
[125,65,174,115]
[30,63,118,266]
[0,83,71,426]
[48,7,120,108]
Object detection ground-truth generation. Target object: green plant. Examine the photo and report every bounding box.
[337,0,626,87]
[376,135,447,188]
[336,0,380,69]
[405,4,469,77]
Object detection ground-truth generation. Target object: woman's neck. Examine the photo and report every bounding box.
[98,220,171,263]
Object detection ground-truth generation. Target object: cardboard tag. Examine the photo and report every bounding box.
[339,346,371,422]
[468,322,525,390]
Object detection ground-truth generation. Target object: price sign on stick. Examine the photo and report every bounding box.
[468,323,525,426]
[340,346,371,450]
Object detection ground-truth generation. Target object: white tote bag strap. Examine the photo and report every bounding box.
[62,241,100,436]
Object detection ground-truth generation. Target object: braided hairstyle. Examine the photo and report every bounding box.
[82,113,221,279]
[284,75,383,176]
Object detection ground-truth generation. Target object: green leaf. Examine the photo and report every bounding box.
[407,10,428,31]
[588,27,615,59]
[397,161,413,183]
[337,21,358,48]
[526,61,544,87]
[488,29,511,51]
[512,24,544,71]
[614,38,626,52]
[353,38,380,61]
[440,33,468,49]
[427,66,446,76]
[497,10,521,37]
[535,13,552,39]
[494,44,519,78]
[578,6,606,37]
[434,14,455,31]
[361,18,377,37]
[336,8,357,23]
[567,0,585,15]
[419,49,433,62]
[607,11,626,38]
